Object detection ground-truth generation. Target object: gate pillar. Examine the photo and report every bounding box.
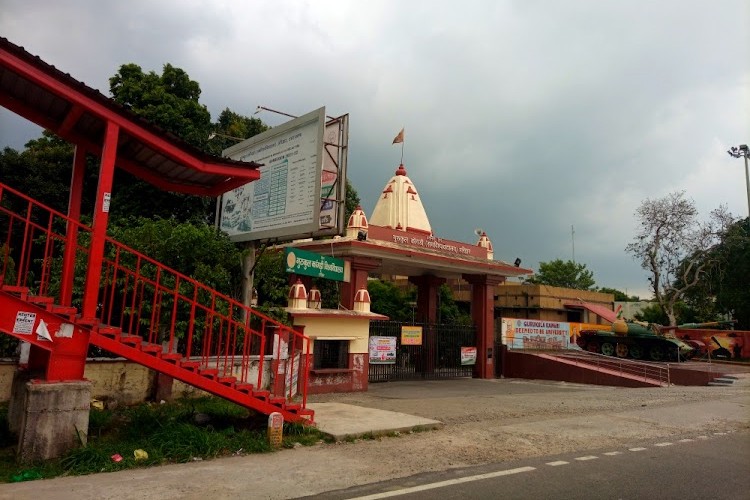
[340,257,380,310]
[408,275,445,323]
[463,274,504,379]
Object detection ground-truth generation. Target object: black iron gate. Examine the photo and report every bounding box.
[368,321,477,382]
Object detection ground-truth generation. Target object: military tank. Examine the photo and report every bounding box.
[576,320,696,362]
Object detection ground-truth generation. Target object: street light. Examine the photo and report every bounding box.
[727,144,750,216]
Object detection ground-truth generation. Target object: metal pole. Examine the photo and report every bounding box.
[744,153,750,217]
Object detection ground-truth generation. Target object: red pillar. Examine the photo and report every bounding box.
[408,275,446,323]
[340,257,380,310]
[60,146,87,306]
[82,121,118,322]
[463,274,504,379]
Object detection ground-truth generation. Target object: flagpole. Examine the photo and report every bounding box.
[400,140,404,165]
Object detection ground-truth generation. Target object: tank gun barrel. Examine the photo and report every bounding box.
[675,320,737,329]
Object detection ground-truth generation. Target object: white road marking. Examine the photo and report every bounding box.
[346,466,536,499]
[713,432,727,435]
[697,436,709,440]
[654,442,673,447]
[629,447,647,452]
[575,456,598,461]
[679,439,694,443]
[603,451,622,456]
[546,461,569,466]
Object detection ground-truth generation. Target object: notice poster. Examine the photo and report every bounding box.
[460,347,477,365]
[369,336,397,364]
[401,326,423,346]
[501,318,571,350]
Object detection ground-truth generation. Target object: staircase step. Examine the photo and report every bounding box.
[160,352,182,361]
[253,390,270,401]
[49,304,78,317]
[283,402,302,412]
[1,284,29,295]
[27,295,54,305]
[180,360,200,370]
[235,382,254,393]
[297,408,315,421]
[120,335,142,346]
[708,378,735,386]
[269,396,286,406]
[199,368,219,378]
[97,325,122,337]
[140,342,162,354]
[218,376,237,386]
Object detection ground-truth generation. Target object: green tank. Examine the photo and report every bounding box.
[576,320,696,362]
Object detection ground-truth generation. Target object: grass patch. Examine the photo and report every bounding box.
[0,397,325,483]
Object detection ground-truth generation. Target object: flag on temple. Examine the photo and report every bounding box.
[392,128,404,144]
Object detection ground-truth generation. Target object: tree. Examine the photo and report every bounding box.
[108,63,260,223]
[682,217,750,328]
[345,179,361,223]
[597,287,640,302]
[713,218,750,329]
[625,191,731,326]
[526,259,595,290]
[207,108,269,155]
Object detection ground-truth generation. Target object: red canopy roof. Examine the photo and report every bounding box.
[564,300,617,323]
[0,37,260,196]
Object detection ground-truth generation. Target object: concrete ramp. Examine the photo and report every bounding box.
[504,350,667,387]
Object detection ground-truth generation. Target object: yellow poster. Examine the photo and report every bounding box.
[401,326,423,345]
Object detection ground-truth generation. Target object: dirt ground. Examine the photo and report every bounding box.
[1,374,749,500]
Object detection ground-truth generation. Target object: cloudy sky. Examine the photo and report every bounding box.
[1,0,748,298]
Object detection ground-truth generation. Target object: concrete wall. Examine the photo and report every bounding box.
[0,357,272,405]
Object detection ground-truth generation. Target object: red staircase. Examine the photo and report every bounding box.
[0,182,313,423]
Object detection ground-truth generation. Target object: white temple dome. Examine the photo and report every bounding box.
[369,164,432,233]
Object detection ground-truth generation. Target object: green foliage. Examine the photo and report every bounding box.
[110,63,212,149]
[0,397,289,482]
[253,250,289,307]
[368,280,414,322]
[109,218,243,298]
[206,108,269,155]
[681,217,750,329]
[0,134,100,216]
[633,303,669,325]
[526,259,595,290]
[108,63,214,223]
[713,219,750,329]
[438,284,472,325]
[597,287,640,302]
[345,179,361,223]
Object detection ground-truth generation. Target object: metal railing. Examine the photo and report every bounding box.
[0,181,311,405]
[545,349,671,386]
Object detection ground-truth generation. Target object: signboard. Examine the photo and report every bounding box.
[285,247,345,281]
[319,114,349,234]
[401,326,423,346]
[220,108,325,242]
[460,347,477,365]
[501,318,571,350]
[369,336,397,364]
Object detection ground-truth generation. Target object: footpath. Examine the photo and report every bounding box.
[1,373,749,500]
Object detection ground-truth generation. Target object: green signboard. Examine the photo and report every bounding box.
[284,247,346,282]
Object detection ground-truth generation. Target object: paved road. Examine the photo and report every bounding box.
[308,431,750,500]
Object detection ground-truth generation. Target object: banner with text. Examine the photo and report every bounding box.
[501,318,571,350]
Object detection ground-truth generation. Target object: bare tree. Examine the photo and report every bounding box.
[625,191,730,326]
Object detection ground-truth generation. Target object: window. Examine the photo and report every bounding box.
[314,340,349,369]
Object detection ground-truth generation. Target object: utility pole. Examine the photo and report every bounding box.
[727,144,750,216]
